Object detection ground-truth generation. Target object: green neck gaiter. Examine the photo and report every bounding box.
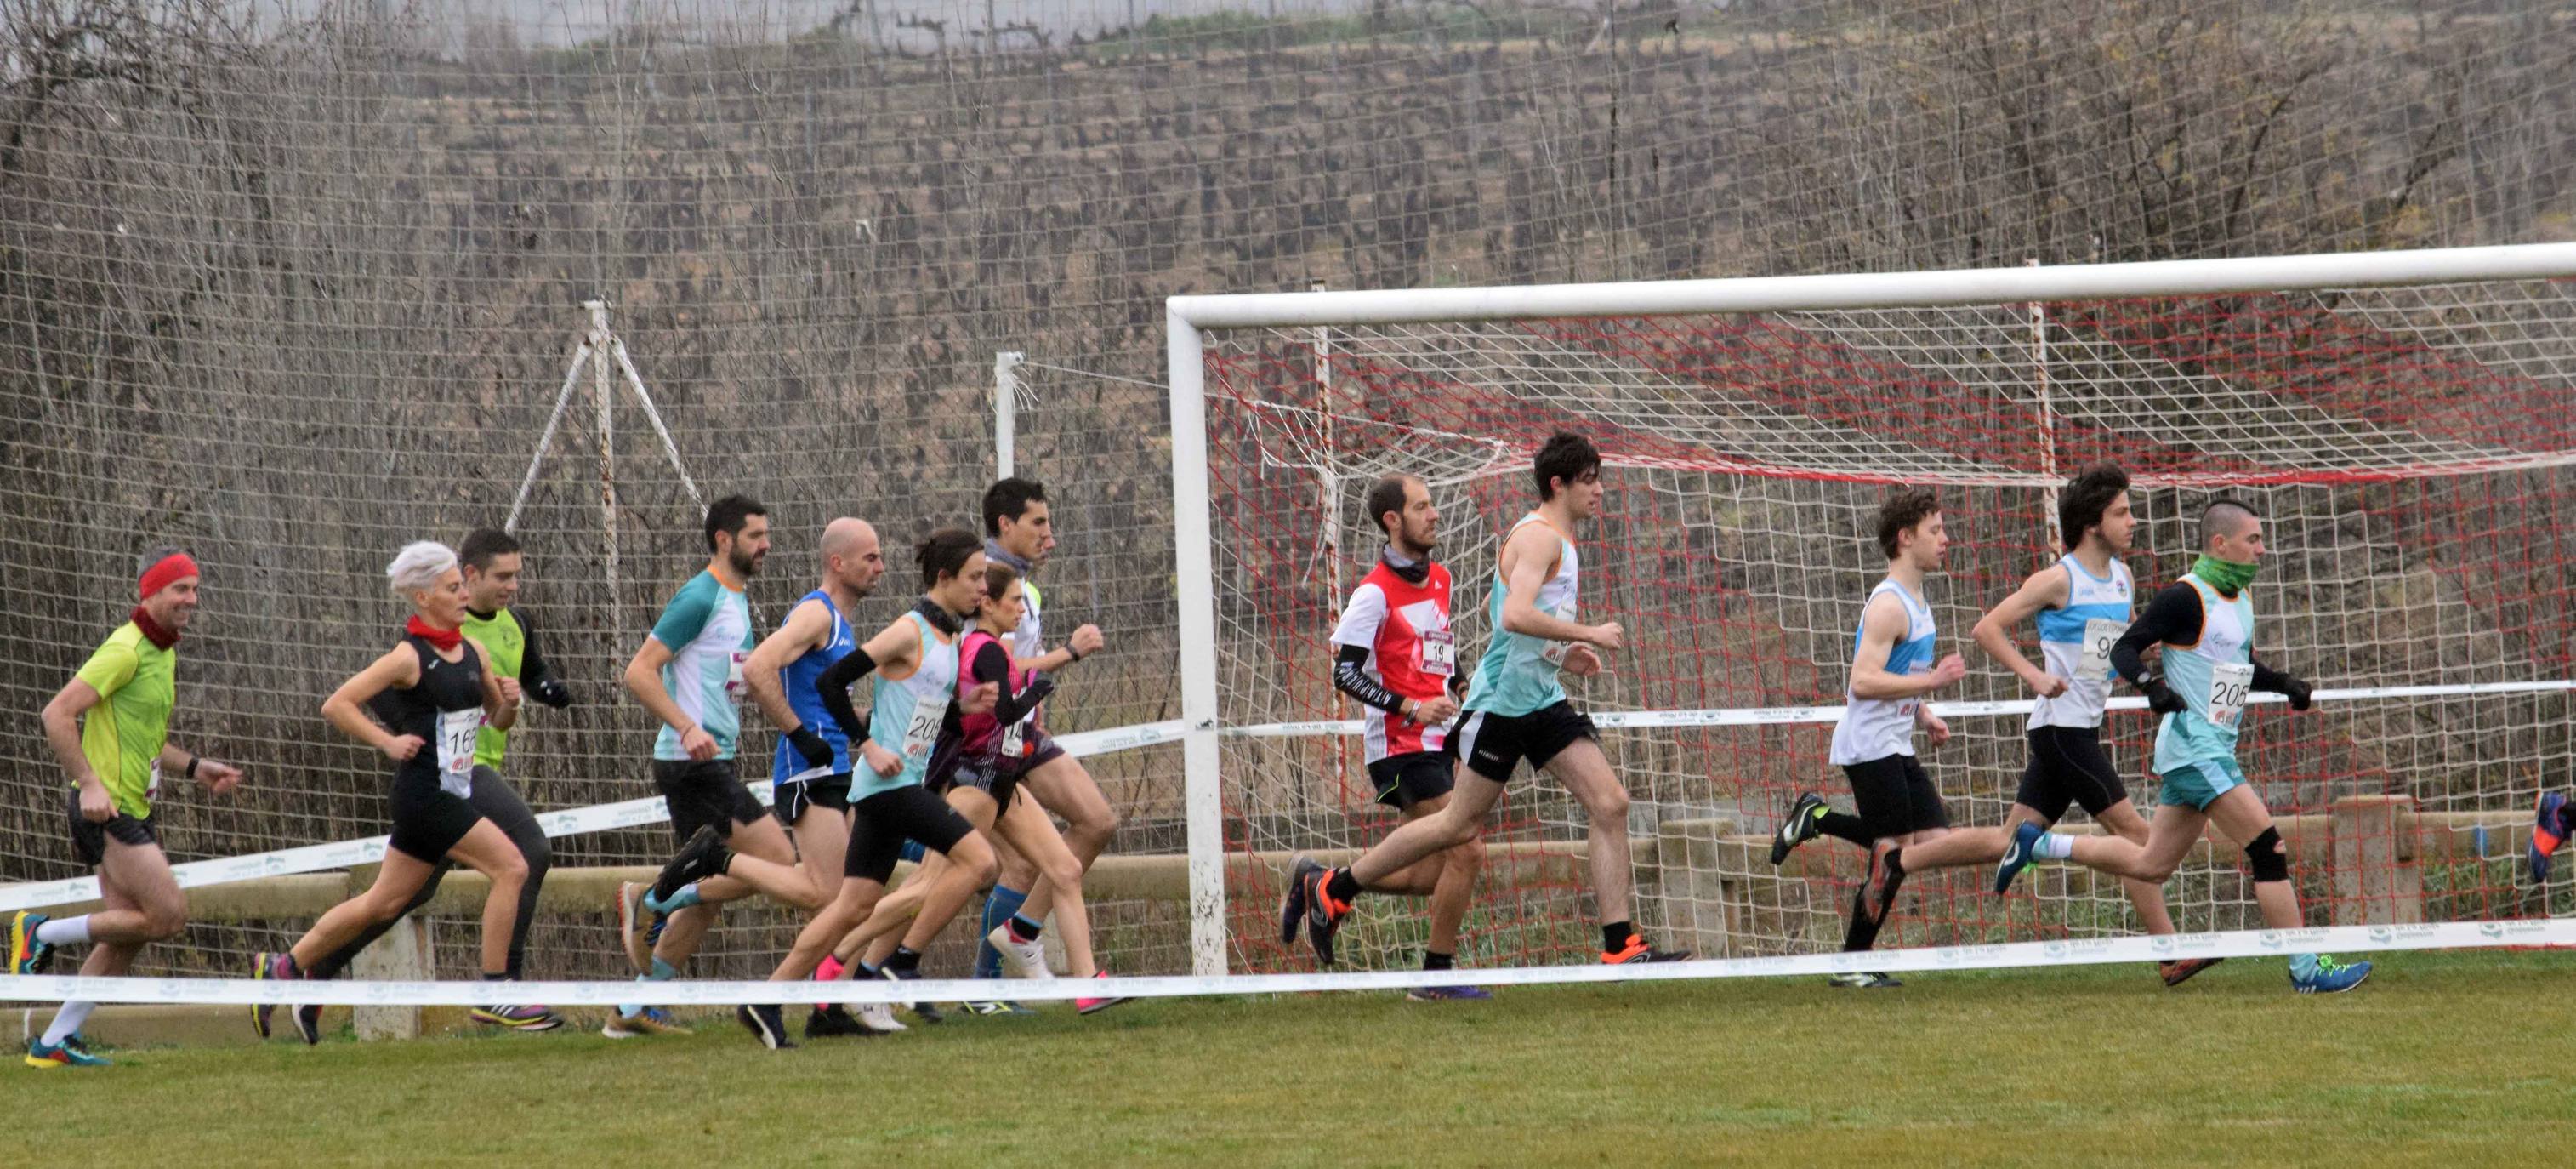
[2192,555,2258,596]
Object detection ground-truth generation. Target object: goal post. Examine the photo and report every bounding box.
[1167,242,2576,977]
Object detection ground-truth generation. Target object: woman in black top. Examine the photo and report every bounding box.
[247,541,529,1043]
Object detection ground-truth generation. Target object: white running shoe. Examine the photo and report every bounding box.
[854,1001,908,1035]
[986,923,1057,980]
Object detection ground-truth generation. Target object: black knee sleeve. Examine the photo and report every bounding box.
[2244,826,2289,883]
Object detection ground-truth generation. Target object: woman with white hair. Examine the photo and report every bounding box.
[247,540,532,1044]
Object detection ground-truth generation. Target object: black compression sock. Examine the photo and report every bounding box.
[887,947,922,974]
[1423,950,1454,972]
[1817,811,1874,847]
[855,961,882,979]
[481,972,508,982]
[1324,867,1362,903]
[1884,848,1907,881]
[1602,921,1635,953]
[1841,884,1881,952]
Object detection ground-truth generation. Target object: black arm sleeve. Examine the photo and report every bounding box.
[515,612,573,708]
[2111,582,2204,687]
[816,647,877,744]
[2248,652,2296,694]
[1332,644,1409,716]
[975,642,1056,726]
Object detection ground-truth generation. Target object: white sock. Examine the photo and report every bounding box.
[41,1000,96,1046]
[33,915,91,945]
[2035,833,2078,860]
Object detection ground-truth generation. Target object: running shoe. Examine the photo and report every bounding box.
[2290,955,2371,995]
[881,966,943,1024]
[853,1001,908,1035]
[249,950,298,1039]
[962,1000,1038,1018]
[470,1003,562,1032]
[24,1035,110,1069]
[601,1006,691,1038]
[2158,957,2224,988]
[1406,984,1494,1002]
[7,911,54,975]
[1294,859,1349,967]
[1827,971,1902,989]
[812,955,846,1012]
[736,1003,797,1050]
[1075,970,1129,1015]
[986,923,1055,980]
[653,824,731,904]
[289,1000,323,1046]
[803,1005,873,1040]
[1601,936,1694,964]
[2531,791,2568,884]
[1993,820,2044,895]
[613,881,656,972]
[1277,853,1313,944]
[1770,792,1830,866]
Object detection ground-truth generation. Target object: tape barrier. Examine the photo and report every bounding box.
[3,677,2566,913]
[0,919,2562,1006]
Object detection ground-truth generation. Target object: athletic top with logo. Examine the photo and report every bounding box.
[1464,514,1579,718]
[648,569,755,762]
[948,628,1049,774]
[772,589,856,784]
[1828,579,1937,766]
[2148,573,2256,774]
[1331,560,1458,761]
[2028,554,2134,732]
[854,607,960,801]
[458,607,541,768]
[71,622,178,819]
[368,634,486,801]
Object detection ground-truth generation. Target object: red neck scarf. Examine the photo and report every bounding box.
[129,607,180,650]
[406,615,463,652]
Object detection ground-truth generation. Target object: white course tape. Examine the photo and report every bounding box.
[0,920,2564,1007]
[1,680,2562,913]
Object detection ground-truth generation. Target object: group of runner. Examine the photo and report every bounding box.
[21,438,2560,1067]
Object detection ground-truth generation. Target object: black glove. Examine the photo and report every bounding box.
[1015,676,1058,712]
[2141,678,2189,716]
[2279,676,2314,712]
[787,724,836,768]
[529,678,572,709]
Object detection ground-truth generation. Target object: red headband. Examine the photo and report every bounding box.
[139,552,201,601]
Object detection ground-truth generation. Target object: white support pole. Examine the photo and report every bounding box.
[1167,311,1228,978]
[2027,257,2060,554]
[588,300,621,634]
[994,351,1025,479]
[1310,281,1345,797]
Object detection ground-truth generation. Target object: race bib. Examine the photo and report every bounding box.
[1418,630,1456,677]
[2077,618,2126,681]
[145,761,162,802]
[901,692,942,759]
[2206,662,2254,729]
[1540,601,1578,665]
[725,650,749,699]
[435,707,481,797]
[1001,720,1026,758]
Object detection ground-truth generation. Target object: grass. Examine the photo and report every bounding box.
[16,951,2573,1166]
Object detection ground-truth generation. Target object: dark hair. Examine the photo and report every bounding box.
[704,494,767,552]
[1531,431,1601,500]
[1874,488,1942,559]
[982,562,1022,606]
[137,545,190,575]
[2199,498,2260,546]
[458,527,522,572]
[982,477,1048,537]
[1362,474,1416,539]
[2058,464,2130,550]
[918,527,983,586]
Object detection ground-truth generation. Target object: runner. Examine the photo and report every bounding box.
[12,548,245,1069]
[1993,499,2373,994]
[247,541,531,1044]
[962,476,1112,1015]
[1290,472,1485,998]
[292,528,571,1035]
[741,516,885,1040]
[739,528,1000,1049]
[605,495,830,1039]
[1770,488,1967,989]
[1282,432,1691,968]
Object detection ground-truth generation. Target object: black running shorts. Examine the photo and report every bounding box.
[845,785,975,885]
[653,758,765,844]
[1841,754,1950,839]
[1450,701,1598,784]
[2013,726,2130,824]
[65,789,159,868]
[1368,751,1457,811]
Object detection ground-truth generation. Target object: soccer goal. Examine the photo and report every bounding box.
[1165,243,2576,978]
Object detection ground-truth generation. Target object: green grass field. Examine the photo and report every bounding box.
[17,951,2572,1166]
